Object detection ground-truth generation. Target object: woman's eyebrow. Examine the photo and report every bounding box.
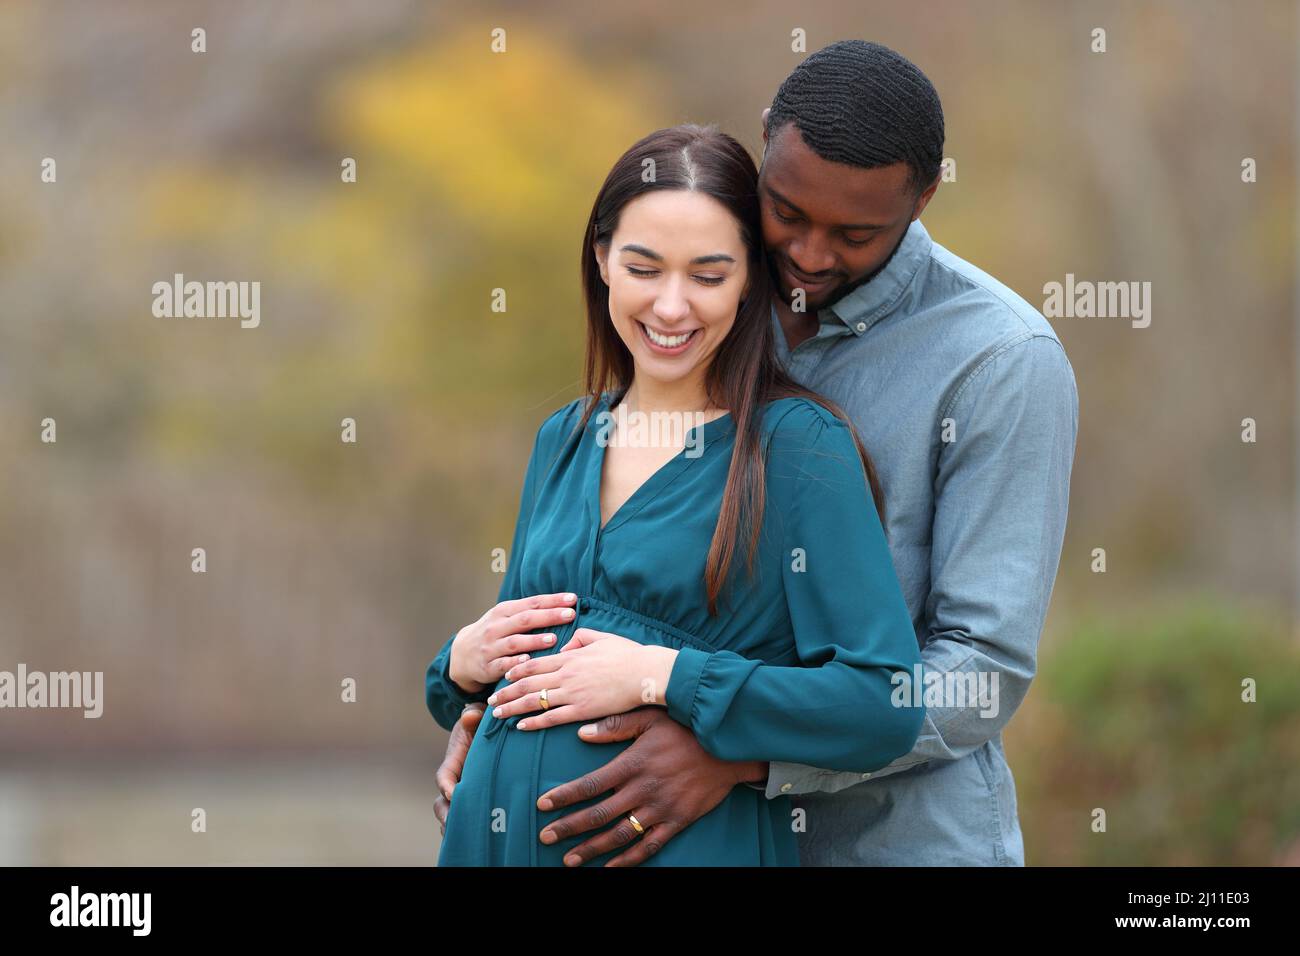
[619,243,736,265]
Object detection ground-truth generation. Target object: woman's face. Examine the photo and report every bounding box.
[595,189,751,398]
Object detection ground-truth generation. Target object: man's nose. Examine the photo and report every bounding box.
[789,234,835,276]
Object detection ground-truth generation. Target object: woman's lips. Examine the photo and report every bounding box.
[637,320,700,356]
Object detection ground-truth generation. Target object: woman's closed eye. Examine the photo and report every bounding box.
[624,266,726,286]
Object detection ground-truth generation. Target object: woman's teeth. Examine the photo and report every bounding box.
[642,323,697,348]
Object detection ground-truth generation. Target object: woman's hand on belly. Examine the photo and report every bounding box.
[448,593,578,692]
[487,628,679,731]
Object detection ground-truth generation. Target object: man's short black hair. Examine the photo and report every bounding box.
[766,40,945,197]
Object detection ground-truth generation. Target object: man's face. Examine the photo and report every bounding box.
[758,118,937,313]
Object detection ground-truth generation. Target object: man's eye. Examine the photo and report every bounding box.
[773,209,799,224]
[843,235,872,248]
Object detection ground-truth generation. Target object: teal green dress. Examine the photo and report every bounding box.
[426,394,924,865]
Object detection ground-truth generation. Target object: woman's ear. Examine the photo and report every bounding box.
[594,244,610,286]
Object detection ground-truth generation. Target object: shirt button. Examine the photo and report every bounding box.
[780,783,793,793]
[855,321,866,333]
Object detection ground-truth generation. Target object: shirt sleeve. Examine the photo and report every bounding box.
[762,335,1079,798]
[424,410,557,732]
[663,404,926,771]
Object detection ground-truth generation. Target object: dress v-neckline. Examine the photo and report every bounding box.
[591,394,735,535]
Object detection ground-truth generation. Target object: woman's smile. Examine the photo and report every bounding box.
[636,319,702,355]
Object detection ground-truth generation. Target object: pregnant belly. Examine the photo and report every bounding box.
[437,595,797,866]
[444,717,787,866]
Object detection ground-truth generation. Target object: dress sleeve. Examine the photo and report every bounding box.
[425,410,557,732]
[663,405,926,771]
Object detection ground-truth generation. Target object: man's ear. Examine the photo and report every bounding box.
[760,107,771,143]
[911,176,941,221]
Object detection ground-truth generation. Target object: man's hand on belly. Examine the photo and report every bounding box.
[433,703,485,836]
[534,708,766,866]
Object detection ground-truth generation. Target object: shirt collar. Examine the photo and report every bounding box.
[822,218,933,336]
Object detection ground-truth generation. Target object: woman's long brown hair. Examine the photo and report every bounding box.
[574,124,885,616]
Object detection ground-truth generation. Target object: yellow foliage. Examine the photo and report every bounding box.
[325,23,661,234]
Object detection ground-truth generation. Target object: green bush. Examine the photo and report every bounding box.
[1010,599,1300,865]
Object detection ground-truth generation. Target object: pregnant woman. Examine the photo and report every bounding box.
[425,124,924,866]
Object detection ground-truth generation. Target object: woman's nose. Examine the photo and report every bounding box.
[653,281,690,323]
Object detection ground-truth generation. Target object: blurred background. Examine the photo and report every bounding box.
[1,0,1297,865]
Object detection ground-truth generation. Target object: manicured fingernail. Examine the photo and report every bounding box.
[543,634,555,644]
[564,593,576,602]
[579,724,596,736]
[492,707,503,718]
[518,720,529,730]
[487,694,498,704]
[561,608,574,619]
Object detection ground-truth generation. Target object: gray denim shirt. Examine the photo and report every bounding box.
[758,218,1079,865]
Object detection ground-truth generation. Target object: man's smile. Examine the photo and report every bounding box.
[783,260,838,294]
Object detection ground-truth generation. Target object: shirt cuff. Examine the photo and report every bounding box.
[664,645,711,727]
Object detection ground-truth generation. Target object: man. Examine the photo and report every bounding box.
[433,39,1078,866]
